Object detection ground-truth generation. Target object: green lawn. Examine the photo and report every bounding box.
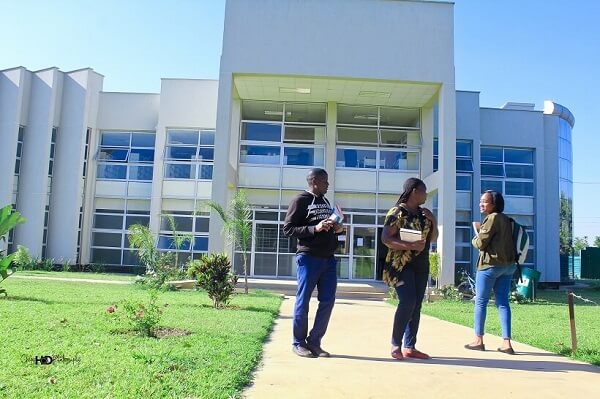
[15,270,138,281]
[0,278,282,399]
[415,287,600,365]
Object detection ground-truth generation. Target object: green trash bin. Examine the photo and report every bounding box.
[516,266,541,300]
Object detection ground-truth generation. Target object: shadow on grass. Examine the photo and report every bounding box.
[3,295,55,305]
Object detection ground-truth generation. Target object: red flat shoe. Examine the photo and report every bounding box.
[391,348,404,360]
[402,348,430,359]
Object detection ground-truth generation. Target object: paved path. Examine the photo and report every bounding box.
[244,296,600,398]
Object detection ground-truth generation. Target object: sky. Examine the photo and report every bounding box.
[2,0,599,239]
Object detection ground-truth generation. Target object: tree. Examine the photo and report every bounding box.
[203,190,252,294]
[559,193,573,254]
[163,214,193,270]
[0,205,26,296]
[573,236,589,255]
[594,236,600,248]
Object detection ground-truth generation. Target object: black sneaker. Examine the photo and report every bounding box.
[306,343,331,358]
[292,345,316,358]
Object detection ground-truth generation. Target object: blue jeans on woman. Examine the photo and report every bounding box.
[474,265,517,339]
[391,267,429,348]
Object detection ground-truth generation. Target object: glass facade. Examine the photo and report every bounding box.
[239,101,326,168]
[164,129,215,180]
[480,146,536,269]
[91,131,156,267]
[558,118,574,279]
[234,101,422,280]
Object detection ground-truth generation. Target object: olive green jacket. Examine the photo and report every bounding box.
[472,212,515,270]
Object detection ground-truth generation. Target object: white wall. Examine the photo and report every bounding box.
[149,79,218,236]
[14,68,63,257]
[221,0,454,83]
[47,69,103,263]
[97,92,159,130]
[542,114,561,282]
[0,68,28,208]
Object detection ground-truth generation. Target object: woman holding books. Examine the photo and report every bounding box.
[381,177,438,360]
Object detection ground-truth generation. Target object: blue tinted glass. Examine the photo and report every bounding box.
[200,131,215,145]
[480,147,503,162]
[242,122,281,142]
[168,131,198,145]
[198,147,214,161]
[193,236,209,251]
[456,175,472,191]
[99,148,128,161]
[505,181,534,196]
[157,236,174,250]
[240,145,281,164]
[157,236,191,250]
[456,159,474,172]
[505,164,534,179]
[504,149,533,164]
[456,141,472,157]
[336,148,377,168]
[166,146,197,160]
[97,164,127,179]
[165,163,193,179]
[433,157,438,172]
[380,151,406,170]
[481,180,503,194]
[481,163,504,177]
[433,139,439,156]
[284,147,314,166]
[129,149,154,163]
[131,133,156,147]
[101,132,130,146]
[129,165,153,181]
[199,165,213,179]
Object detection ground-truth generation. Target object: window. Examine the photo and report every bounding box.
[48,127,57,177]
[91,204,151,266]
[240,101,326,167]
[97,131,155,181]
[335,105,421,172]
[165,130,215,180]
[158,211,210,260]
[456,175,472,191]
[480,146,536,267]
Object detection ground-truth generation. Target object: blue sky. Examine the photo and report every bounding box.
[2,0,599,239]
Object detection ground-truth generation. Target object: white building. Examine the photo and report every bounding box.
[0,0,574,285]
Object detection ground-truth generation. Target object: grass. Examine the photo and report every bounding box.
[0,278,282,399]
[412,286,600,366]
[14,270,138,281]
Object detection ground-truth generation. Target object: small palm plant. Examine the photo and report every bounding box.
[202,190,252,294]
[163,214,193,270]
[0,205,26,296]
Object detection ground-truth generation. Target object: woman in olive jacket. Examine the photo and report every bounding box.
[465,190,517,355]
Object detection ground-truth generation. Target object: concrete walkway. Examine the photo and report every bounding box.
[244,296,600,399]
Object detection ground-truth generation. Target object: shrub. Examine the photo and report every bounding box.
[107,290,165,337]
[439,285,463,301]
[510,290,529,304]
[13,246,38,270]
[187,253,238,308]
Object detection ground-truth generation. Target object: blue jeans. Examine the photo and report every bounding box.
[474,265,517,339]
[293,253,337,348]
[391,267,429,348]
